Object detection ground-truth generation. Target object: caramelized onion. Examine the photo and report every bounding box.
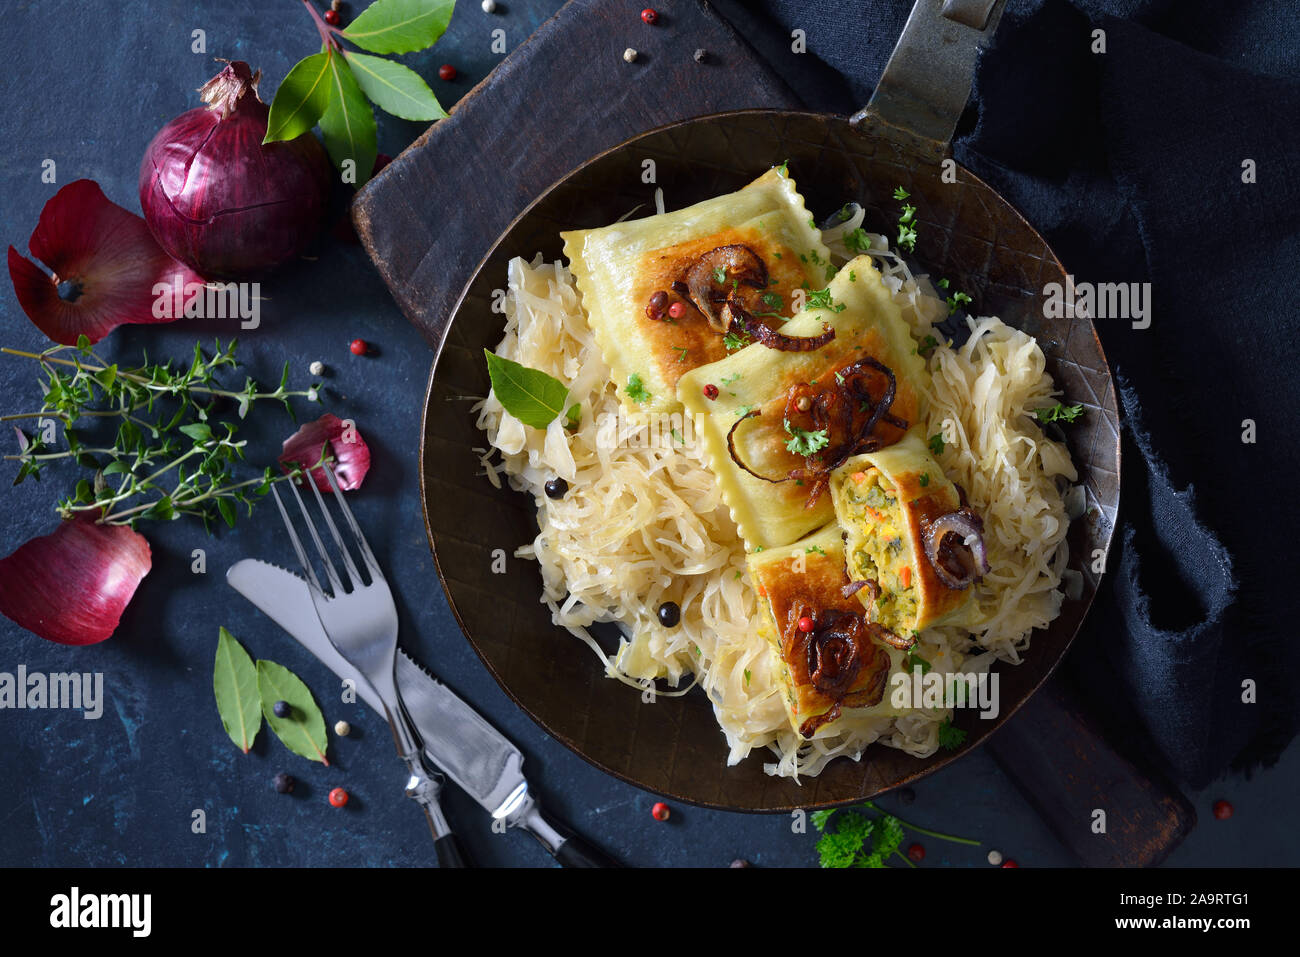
[725,410,787,483]
[722,355,907,507]
[921,507,989,590]
[868,621,916,650]
[725,300,835,352]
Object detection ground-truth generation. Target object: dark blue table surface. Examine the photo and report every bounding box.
[1,0,1294,868]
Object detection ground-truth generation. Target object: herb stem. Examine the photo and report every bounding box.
[4,447,120,462]
[301,0,344,50]
[863,801,980,846]
[0,347,312,404]
[101,470,290,525]
[893,849,917,868]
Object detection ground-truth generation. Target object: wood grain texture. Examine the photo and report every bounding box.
[352,0,802,345]
[986,678,1197,866]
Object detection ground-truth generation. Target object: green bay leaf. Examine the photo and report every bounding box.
[213,628,261,753]
[319,51,378,186]
[483,350,569,430]
[345,52,446,121]
[257,659,329,764]
[265,52,332,144]
[342,0,455,54]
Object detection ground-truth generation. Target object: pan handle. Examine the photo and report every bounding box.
[850,0,1006,161]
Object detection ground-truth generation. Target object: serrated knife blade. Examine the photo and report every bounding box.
[226,558,616,866]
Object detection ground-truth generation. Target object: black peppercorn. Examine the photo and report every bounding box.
[273,773,295,794]
[657,600,681,627]
[544,477,568,500]
[273,700,291,718]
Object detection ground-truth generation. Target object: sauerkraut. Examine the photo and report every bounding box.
[476,235,1075,780]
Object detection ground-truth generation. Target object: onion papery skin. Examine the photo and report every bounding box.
[279,413,371,492]
[0,516,151,645]
[138,61,332,279]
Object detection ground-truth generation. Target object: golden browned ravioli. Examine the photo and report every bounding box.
[561,167,831,413]
[830,433,977,637]
[748,525,904,739]
[678,255,929,550]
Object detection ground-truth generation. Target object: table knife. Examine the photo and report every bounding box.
[226,558,618,867]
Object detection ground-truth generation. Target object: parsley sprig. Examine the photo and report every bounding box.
[783,419,830,457]
[1034,402,1085,424]
[4,337,320,529]
[813,800,979,868]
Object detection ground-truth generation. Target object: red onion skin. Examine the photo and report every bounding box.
[138,62,332,279]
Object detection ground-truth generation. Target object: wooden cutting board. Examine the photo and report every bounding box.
[353,0,1194,866]
[352,0,802,344]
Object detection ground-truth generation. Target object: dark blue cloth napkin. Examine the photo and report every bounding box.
[738,0,1300,788]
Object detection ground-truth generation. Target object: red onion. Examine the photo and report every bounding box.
[922,508,990,590]
[139,61,332,278]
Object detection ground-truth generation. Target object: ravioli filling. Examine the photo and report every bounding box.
[840,468,919,634]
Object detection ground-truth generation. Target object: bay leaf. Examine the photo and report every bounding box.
[483,350,569,429]
[257,659,329,765]
[342,0,455,55]
[319,50,378,187]
[213,627,261,753]
[346,52,446,122]
[265,52,332,144]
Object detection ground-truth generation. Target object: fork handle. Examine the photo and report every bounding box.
[434,833,468,868]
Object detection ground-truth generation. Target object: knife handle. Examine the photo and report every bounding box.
[435,833,468,868]
[524,804,622,868]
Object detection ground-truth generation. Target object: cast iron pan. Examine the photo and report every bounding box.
[418,0,1120,811]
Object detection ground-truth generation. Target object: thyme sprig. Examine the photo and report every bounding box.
[5,336,322,529]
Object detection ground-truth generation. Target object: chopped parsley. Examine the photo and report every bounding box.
[837,203,855,223]
[744,669,752,685]
[773,251,783,260]
[671,427,685,444]
[907,648,931,674]
[736,404,755,417]
[712,266,727,284]
[1035,402,1085,424]
[760,292,783,310]
[928,432,946,456]
[849,270,857,282]
[808,217,817,230]
[754,545,764,552]
[776,160,789,177]
[564,403,582,431]
[672,345,689,364]
[936,277,950,289]
[919,473,930,487]
[947,290,972,315]
[625,373,651,404]
[784,419,830,457]
[806,545,827,556]
[805,287,846,312]
[937,718,967,750]
[894,190,918,252]
[734,570,743,580]
[896,222,918,253]
[722,330,751,352]
[720,372,741,386]
[917,334,939,357]
[824,263,837,281]
[843,228,873,254]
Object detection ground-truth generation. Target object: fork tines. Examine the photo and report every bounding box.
[271,463,381,598]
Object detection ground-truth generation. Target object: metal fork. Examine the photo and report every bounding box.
[271,464,467,868]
